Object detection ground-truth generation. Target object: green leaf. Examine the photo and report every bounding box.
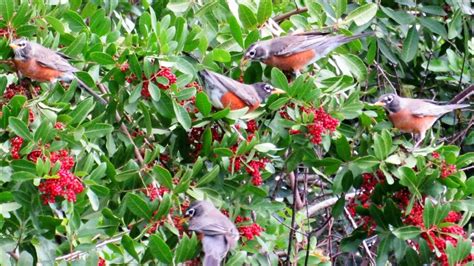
[335,136,351,161]
[125,193,151,220]
[419,17,447,38]
[0,0,14,21]
[0,202,21,218]
[167,0,190,13]
[211,48,231,63]
[64,33,87,57]
[229,15,244,47]
[401,26,419,62]
[456,152,474,168]
[398,166,421,197]
[334,0,347,19]
[271,68,289,91]
[70,98,95,126]
[152,165,173,189]
[121,235,139,261]
[197,165,220,186]
[392,226,421,240]
[155,193,171,220]
[344,3,378,26]
[84,123,114,139]
[253,143,280,152]
[331,197,345,218]
[238,4,257,30]
[9,117,32,141]
[45,16,65,34]
[333,54,367,81]
[257,0,272,24]
[148,235,173,264]
[63,10,87,32]
[172,100,191,130]
[90,52,115,65]
[352,156,380,169]
[195,92,212,116]
[11,172,36,181]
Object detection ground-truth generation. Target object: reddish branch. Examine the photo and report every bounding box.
[273,7,308,23]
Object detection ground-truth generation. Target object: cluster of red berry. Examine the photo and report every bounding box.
[144,184,170,202]
[282,105,339,145]
[234,215,264,240]
[10,136,24,159]
[394,187,472,265]
[431,152,458,178]
[303,107,339,144]
[347,171,385,234]
[139,67,177,98]
[245,159,269,186]
[147,199,190,235]
[2,83,27,100]
[36,150,84,204]
[0,27,15,39]
[187,126,222,160]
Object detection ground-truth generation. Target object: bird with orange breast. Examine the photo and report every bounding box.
[9,39,107,105]
[374,93,469,149]
[198,69,285,112]
[242,31,373,76]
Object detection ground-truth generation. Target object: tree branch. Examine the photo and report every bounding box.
[273,7,308,23]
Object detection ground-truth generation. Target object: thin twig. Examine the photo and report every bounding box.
[420,50,433,90]
[273,7,308,23]
[302,193,356,217]
[286,170,298,266]
[55,232,129,261]
[343,207,375,265]
[460,165,474,172]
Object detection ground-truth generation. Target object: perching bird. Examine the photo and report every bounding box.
[242,31,373,75]
[9,39,107,105]
[184,200,240,266]
[374,93,469,148]
[198,69,285,112]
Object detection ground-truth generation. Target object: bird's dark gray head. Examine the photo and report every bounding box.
[9,39,32,60]
[244,43,267,60]
[375,93,401,113]
[184,200,215,219]
[253,83,286,101]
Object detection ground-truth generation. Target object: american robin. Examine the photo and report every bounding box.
[374,93,469,148]
[242,31,373,75]
[198,69,285,112]
[184,200,240,266]
[9,39,107,105]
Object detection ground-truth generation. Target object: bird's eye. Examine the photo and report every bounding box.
[264,84,273,92]
[185,208,195,217]
[18,42,25,47]
[249,50,256,57]
[386,96,393,102]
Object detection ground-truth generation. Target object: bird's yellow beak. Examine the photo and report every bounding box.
[271,88,286,95]
[374,101,386,106]
[180,216,190,223]
[240,57,249,67]
[9,43,19,49]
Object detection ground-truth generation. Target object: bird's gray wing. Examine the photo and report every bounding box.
[201,70,260,106]
[273,33,367,57]
[32,43,78,73]
[189,221,230,236]
[407,99,469,117]
[202,235,228,266]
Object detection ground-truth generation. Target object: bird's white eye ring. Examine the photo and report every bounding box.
[249,50,256,56]
[264,84,273,91]
[186,208,195,217]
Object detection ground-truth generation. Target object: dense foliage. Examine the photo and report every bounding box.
[0,0,473,265]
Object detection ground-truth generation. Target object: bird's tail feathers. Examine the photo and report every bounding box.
[75,78,108,105]
[203,254,222,266]
[339,31,375,43]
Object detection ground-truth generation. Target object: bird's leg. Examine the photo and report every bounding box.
[412,131,426,151]
[20,78,33,100]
